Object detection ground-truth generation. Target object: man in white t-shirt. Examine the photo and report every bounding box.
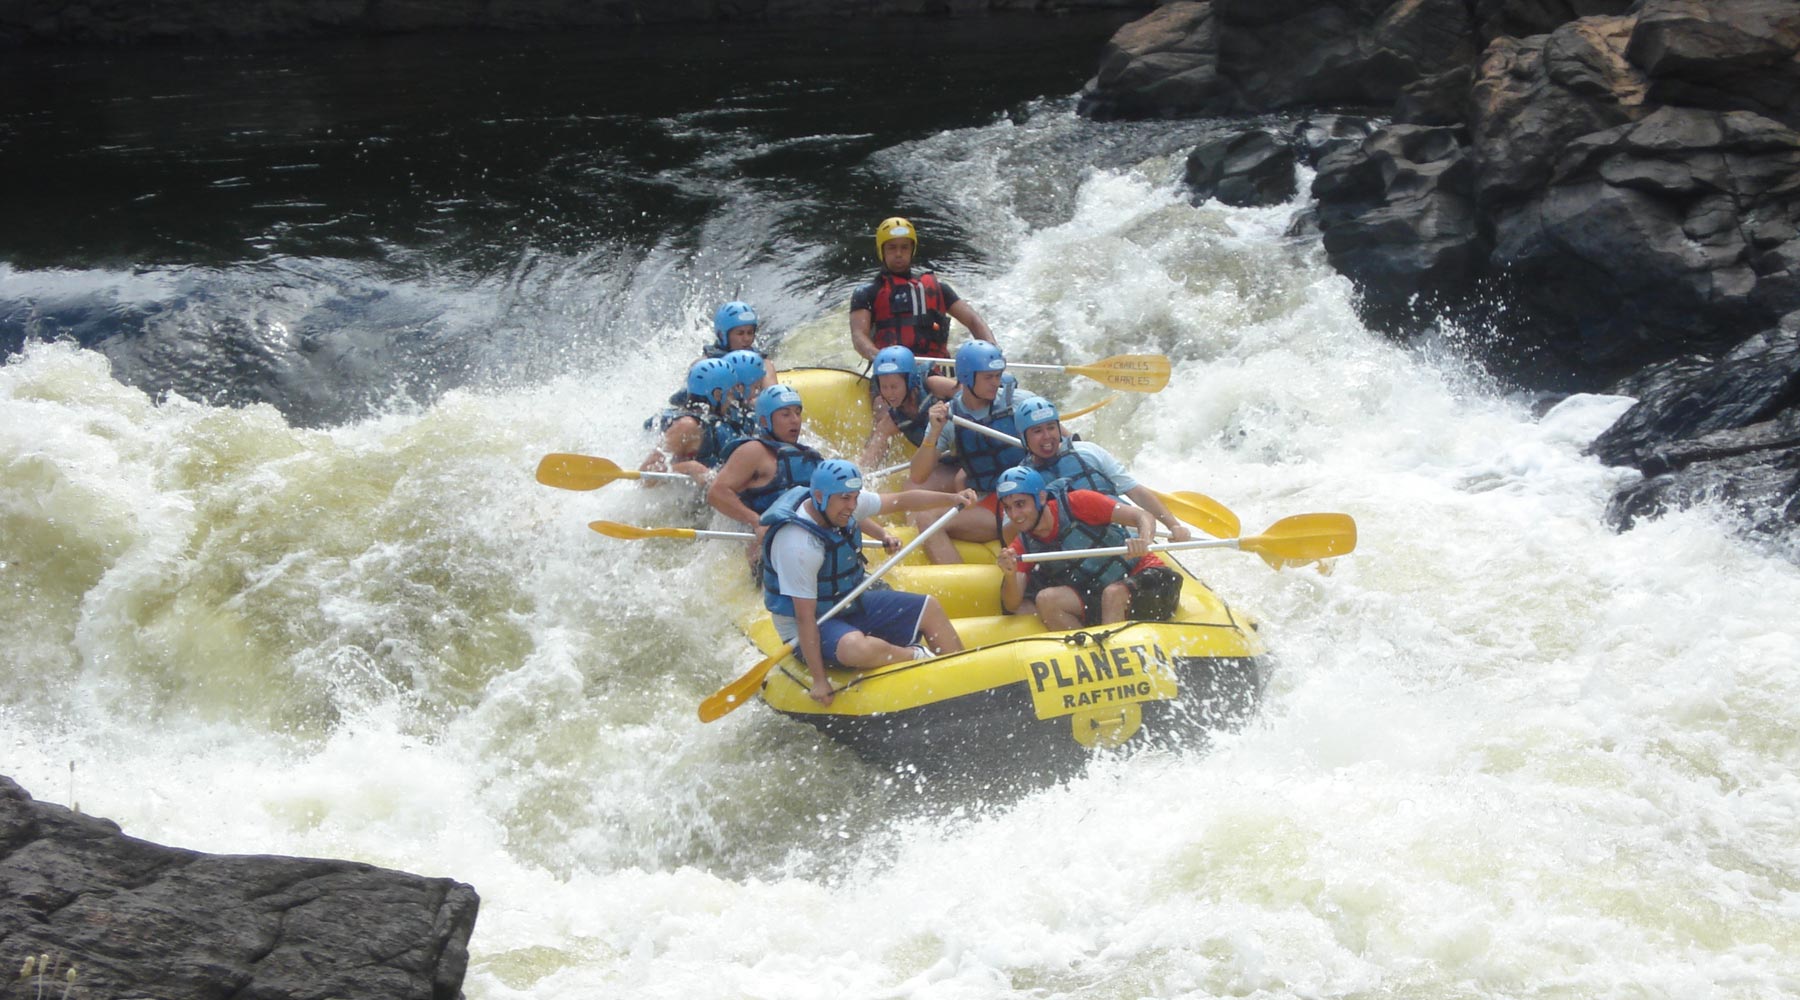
[759,459,976,706]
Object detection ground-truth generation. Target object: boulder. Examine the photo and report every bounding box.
[1183,129,1297,206]
[1627,0,1800,129]
[1078,1,1224,120]
[0,776,478,1000]
[1311,125,1484,332]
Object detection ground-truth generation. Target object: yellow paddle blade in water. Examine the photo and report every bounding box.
[1240,513,1357,564]
[536,453,638,491]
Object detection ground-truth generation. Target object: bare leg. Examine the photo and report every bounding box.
[916,596,964,656]
[1100,581,1132,624]
[1035,587,1085,631]
[832,630,916,669]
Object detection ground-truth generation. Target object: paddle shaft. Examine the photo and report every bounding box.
[1019,537,1245,562]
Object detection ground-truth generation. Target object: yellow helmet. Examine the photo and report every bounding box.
[874,216,918,257]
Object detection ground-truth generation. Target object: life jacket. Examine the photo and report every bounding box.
[872,359,937,447]
[760,486,867,617]
[1017,485,1132,597]
[869,270,951,358]
[1028,439,1123,497]
[949,381,1024,493]
[642,405,737,469]
[724,435,824,514]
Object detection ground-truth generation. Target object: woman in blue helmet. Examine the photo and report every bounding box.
[707,383,826,540]
[905,340,1041,562]
[640,356,741,486]
[993,467,1184,630]
[1013,396,1193,544]
[760,459,976,705]
[856,344,958,469]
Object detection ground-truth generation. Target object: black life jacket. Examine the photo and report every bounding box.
[643,405,737,468]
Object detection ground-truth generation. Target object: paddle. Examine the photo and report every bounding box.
[1016,513,1356,566]
[929,353,1170,393]
[946,415,1239,539]
[698,501,967,723]
[589,520,887,547]
[536,453,692,490]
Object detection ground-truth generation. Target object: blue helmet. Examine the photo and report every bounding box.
[754,383,803,434]
[872,344,924,397]
[953,340,1006,389]
[995,466,1047,506]
[712,301,759,349]
[723,349,765,401]
[686,357,736,409]
[1014,396,1060,436]
[810,459,864,507]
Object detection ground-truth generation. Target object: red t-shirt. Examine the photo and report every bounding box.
[1007,491,1164,576]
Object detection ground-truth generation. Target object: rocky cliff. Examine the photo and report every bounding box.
[1083,0,1800,543]
[0,776,478,1000]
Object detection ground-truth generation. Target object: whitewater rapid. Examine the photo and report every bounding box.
[5,102,1799,1000]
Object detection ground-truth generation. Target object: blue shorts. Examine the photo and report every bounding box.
[807,589,930,668]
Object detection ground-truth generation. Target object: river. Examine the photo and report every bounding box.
[3,15,1797,999]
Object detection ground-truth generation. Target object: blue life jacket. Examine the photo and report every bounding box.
[949,380,1024,493]
[725,436,824,514]
[642,405,737,468]
[1017,484,1131,597]
[759,486,867,616]
[1028,439,1122,497]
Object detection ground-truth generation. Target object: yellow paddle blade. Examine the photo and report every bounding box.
[588,521,698,541]
[1238,513,1357,564]
[1060,394,1118,420]
[536,453,638,491]
[698,647,789,722]
[1152,489,1241,539]
[1067,354,1170,393]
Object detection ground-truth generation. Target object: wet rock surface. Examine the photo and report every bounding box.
[1084,0,1800,544]
[0,775,478,1000]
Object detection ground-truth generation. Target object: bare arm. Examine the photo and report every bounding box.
[948,299,995,345]
[850,308,878,361]
[996,545,1028,613]
[1123,485,1193,542]
[792,596,834,705]
[706,446,769,527]
[910,401,950,483]
[1110,503,1157,559]
[877,487,978,517]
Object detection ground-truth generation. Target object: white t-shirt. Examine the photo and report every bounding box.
[769,490,883,641]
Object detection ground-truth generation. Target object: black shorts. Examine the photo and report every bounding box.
[1051,566,1183,625]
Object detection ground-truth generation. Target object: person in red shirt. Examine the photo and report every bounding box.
[994,467,1184,630]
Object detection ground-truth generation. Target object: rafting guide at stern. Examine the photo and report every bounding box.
[762,459,977,705]
[849,216,996,362]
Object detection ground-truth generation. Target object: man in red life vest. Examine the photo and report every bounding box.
[849,216,997,362]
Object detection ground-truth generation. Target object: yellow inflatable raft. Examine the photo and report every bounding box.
[735,367,1270,775]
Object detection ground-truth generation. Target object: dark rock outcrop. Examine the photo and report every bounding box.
[1183,129,1296,207]
[1083,0,1800,545]
[1593,312,1800,533]
[0,776,478,1000]
[1311,125,1482,333]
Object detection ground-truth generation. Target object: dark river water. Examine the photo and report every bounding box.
[0,13,1139,423]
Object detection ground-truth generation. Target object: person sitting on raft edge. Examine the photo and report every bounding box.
[994,466,1184,631]
[641,356,740,487]
[761,459,977,706]
[1012,395,1192,544]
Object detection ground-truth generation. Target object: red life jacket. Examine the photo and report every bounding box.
[869,271,951,358]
